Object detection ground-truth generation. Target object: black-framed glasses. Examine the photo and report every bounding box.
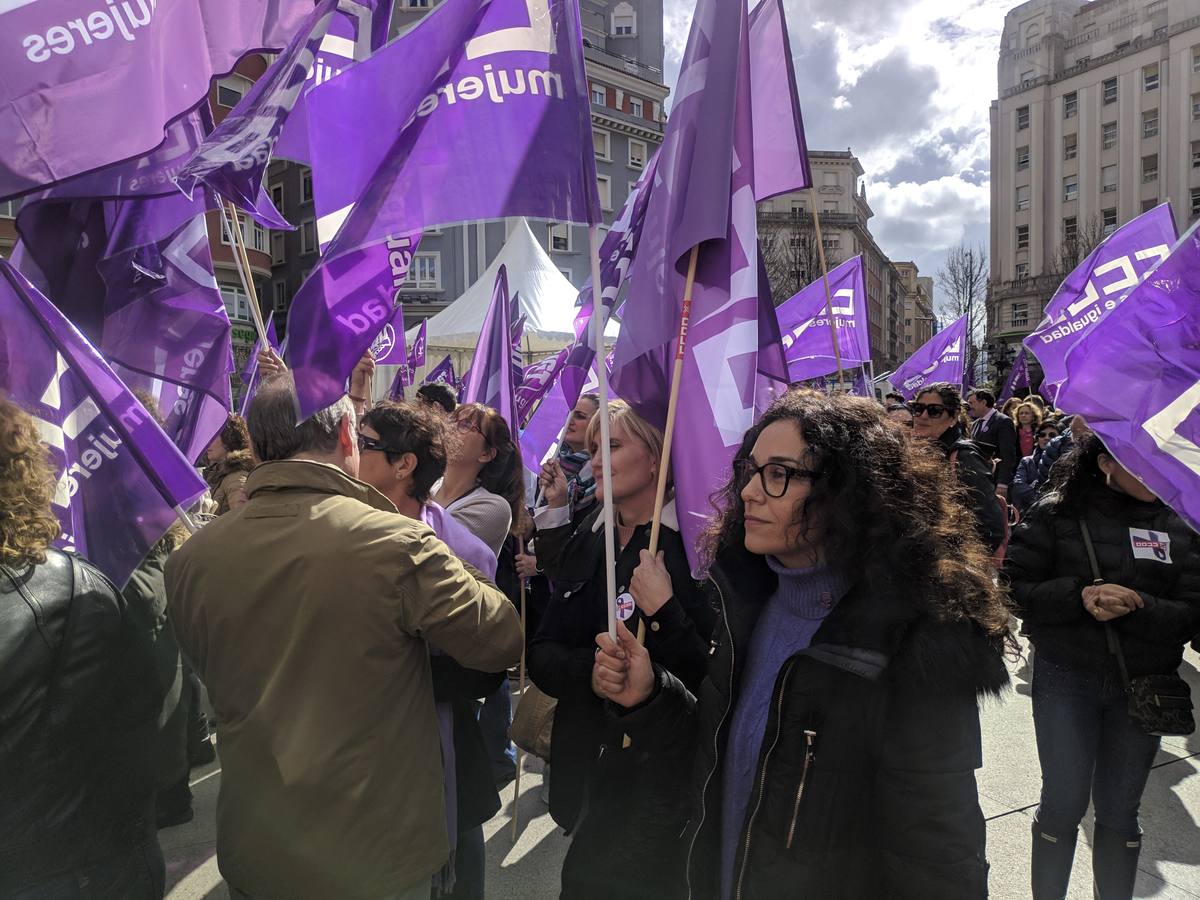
[734,458,822,498]
[1036,430,1059,439]
[908,402,949,419]
[357,433,403,455]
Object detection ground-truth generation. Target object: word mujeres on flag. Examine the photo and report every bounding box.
[1025,203,1176,403]
[0,0,313,200]
[890,314,969,400]
[0,260,207,588]
[776,255,870,383]
[284,0,600,420]
[1057,221,1200,532]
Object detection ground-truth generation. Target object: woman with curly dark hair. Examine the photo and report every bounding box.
[0,395,164,898]
[1005,431,1200,900]
[203,413,254,515]
[592,389,1012,899]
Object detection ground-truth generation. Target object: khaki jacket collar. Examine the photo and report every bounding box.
[245,459,398,514]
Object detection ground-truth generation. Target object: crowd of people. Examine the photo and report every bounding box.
[2,364,1198,900]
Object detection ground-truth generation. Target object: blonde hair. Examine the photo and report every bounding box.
[584,399,669,485]
[1015,401,1043,429]
[0,395,61,568]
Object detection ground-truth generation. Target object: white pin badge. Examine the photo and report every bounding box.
[615,592,636,621]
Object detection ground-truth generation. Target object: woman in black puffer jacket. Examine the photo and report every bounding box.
[1006,431,1200,900]
[593,391,1013,900]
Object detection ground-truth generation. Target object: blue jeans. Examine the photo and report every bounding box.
[1032,654,1161,836]
[478,678,516,780]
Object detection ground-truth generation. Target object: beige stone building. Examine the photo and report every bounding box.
[987,0,1200,381]
[894,262,936,357]
[757,150,906,372]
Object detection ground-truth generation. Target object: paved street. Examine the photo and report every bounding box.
[164,642,1200,899]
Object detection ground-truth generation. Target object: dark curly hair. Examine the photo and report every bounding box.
[0,395,62,568]
[454,402,528,535]
[1044,427,1112,516]
[914,381,963,418]
[704,390,1012,642]
[361,401,451,504]
[218,414,251,454]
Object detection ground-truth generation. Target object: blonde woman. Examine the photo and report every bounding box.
[1015,400,1043,460]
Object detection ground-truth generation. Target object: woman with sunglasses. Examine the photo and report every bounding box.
[528,399,714,899]
[593,390,1012,898]
[1005,431,1200,899]
[1012,423,1060,514]
[910,382,1007,553]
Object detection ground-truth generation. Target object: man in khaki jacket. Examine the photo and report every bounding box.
[166,376,523,900]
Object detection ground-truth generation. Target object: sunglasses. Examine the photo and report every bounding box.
[734,459,822,499]
[908,402,950,418]
[1036,431,1058,439]
[357,433,404,455]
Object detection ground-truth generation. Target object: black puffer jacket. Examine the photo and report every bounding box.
[617,545,1010,900]
[0,549,161,891]
[1005,484,1200,677]
[937,424,1006,553]
[532,501,715,854]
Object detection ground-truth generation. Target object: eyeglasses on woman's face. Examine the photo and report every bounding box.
[357,433,402,455]
[908,402,950,419]
[454,417,482,435]
[734,458,822,499]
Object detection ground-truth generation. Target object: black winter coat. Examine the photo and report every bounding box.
[937,425,1007,553]
[1010,450,1045,514]
[970,410,1020,487]
[0,549,161,891]
[616,546,1009,899]
[1005,484,1200,677]
[528,503,714,893]
[1034,431,1074,486]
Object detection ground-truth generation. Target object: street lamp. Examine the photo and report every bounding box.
[989,341,1016,387]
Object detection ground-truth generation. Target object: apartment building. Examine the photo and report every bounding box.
[894,262,936,357]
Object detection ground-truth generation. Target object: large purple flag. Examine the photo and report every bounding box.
[0,0,313,201]
[516,347,569,428]
[461,266,518,431]
[1057,222,1200,531]
[0,260,207,588]
[776,255,871,382]
[174,0,340,229]
[891,314,968,400]
[423,354,458,388]
[998,347,1029,403]
[748,0,812,201]
[1025,204,1176,403]
[238,316,281,418]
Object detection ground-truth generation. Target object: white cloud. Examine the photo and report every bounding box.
[660,0,1011,288]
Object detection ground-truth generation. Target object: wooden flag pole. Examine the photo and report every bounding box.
[808,188,845,390]
[217,200,270,351]
[510,538,528,842]
[588,225,619,644]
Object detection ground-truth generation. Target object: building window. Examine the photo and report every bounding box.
[629,97,643,118]
[1016,224,1030,250]
[301,170,313,203]
[597,175,612,211]
[1016,145,1030,171]
[0,199,16,218]
[401,253,441,290]
[1063,216,1077,244]
[1142,109,1158,138]
[216,76,248,109]
[1075,55,1090,67]
[269,183,284,213]
[1063,91,1077,118]
[628,138,647,169]
[220,214,267,253]
[270,232,285,265]
[823,171,839,187]
[1016,185,1031,211]
[220,284,251,322]
[407,0,429,7]
[1142,154,1158,184]
[1142,198,1158,213]
[1012,301,1030,326]
[548,223,572,253]
[1193,94,1200,122]
[1143,64,1159,92]
[1193,141,1200,169]
[611,2,636,36]
[1015,263,1030,280]
[1063,177,1078,201]
[592,128,610,161]
[591,85,605,106]
[1016,106,1030,130]
[1102,207,1118,236]
[272,281,287,312]
[1021,69,1035,84]
[822,201,838,213]
[300,219,317,254]
[1063,133,1077,161]
[1192,188,1200,219]
[1101,165,1117,193]
[1193,46,1200,74]
[823,235,841,251]
[1102,122,1117,150]
[1102,77,1118,105]
[1025,22,1040,44]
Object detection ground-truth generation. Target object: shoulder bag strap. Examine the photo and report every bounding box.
[1078,518,1132,688]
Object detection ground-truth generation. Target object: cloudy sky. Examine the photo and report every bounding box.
[662,0,1015,303]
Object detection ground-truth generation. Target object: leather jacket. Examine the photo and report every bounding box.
[0,549,161,890]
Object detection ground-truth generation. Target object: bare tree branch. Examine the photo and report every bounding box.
[935,243,988,384]
[758,213,841,304]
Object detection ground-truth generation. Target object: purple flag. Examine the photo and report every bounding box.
[0,0,313,201]
[748,0,812,200]
[370,302,409,366]
[1025,204,1176,404]
[1057,223,1200,531]
[461,266,517,430]
[174,0,340,229]
[423,354,458,388]
[237,316,280,418]
[776,255,871,382]
[891,314,968,400]
[998,347,1029,403]
[408,319,428,374]
[0,260,207,587]
[516,347,569,428]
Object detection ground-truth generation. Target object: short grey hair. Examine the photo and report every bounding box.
[247,374,356,462]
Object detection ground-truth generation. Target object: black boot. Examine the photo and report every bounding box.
[1091,824,1142,900]
[1031,818,1078,900]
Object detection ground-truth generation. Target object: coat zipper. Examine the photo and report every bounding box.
[785,731,817,849]
[685,579,734,900]
[735,658,798,900]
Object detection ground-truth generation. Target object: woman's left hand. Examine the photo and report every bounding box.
[1082,583,1143,620]
[630,549,672,617]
